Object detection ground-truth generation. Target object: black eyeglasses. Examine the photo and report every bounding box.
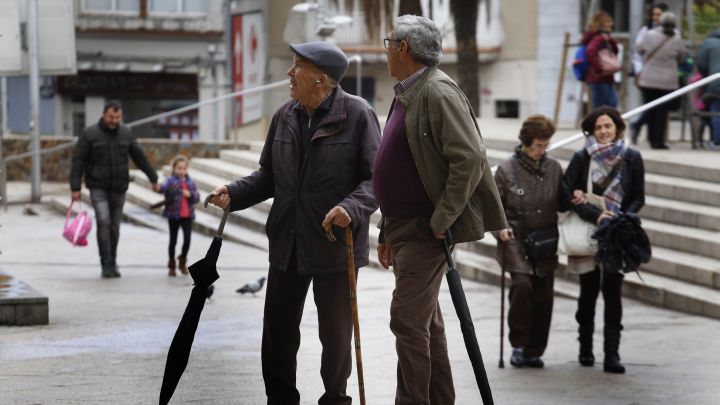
[383,38,402,49]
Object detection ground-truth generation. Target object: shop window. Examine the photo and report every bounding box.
[155,109,199,140]
[339,77,375,106]
[82,0,140,13]
[149,0,207,15]
[495,100,519,119]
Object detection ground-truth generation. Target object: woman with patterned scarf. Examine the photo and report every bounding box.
[494,115,565,368]
[561,106,646,374]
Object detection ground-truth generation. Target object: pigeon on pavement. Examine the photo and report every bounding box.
[236,277,266,296]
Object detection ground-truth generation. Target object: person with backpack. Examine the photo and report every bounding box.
[636,12,687,150]
[582,11,621,109]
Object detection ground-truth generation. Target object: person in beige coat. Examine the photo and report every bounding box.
[636,11,687,149]
[494,115,565,368]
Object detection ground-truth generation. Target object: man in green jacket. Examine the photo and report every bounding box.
[70,102,159,278]
[373,15,506,404]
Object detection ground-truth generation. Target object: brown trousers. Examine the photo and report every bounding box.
[507,272,554,357]
[261,251,353,405]
[385,217,455,405]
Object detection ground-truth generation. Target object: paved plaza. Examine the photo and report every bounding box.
[1,184,719,404]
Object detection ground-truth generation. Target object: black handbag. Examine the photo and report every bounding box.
[511,157,559,263]
[523,226,560,262]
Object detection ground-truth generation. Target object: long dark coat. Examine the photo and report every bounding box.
[493,151,565,277]
[227,87,381,274]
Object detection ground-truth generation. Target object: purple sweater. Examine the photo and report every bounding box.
[372,100,434,218]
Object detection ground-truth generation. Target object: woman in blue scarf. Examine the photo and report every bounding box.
[561,107,646,374]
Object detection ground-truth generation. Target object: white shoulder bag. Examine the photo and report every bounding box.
[557,160,605,256]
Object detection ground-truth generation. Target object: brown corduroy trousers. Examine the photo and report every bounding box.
[385,217,455,405]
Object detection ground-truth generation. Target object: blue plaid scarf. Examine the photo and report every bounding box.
[585,136,626,213]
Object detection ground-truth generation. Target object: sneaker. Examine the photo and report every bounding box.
[510,347,524,368]
[523,355,544,368]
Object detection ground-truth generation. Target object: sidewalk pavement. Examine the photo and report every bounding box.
[1,184,719,404]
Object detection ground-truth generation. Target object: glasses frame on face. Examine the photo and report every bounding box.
[383,37,402,49]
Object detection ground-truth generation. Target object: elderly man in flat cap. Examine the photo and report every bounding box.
[374,15,506,404]
[209,41,380,405]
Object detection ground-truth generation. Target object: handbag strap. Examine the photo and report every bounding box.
[510,156,530,239]
[65,199,77,227]
[644,35,673,66]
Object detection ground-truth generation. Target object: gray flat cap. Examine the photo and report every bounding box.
[289,41,349,82]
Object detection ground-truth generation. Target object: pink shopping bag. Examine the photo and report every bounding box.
[63,200,92,247]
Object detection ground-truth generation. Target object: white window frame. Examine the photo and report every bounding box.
[147,0,208,18]
[80,0,141,16]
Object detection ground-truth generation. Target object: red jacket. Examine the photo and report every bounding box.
[583,30,619,84]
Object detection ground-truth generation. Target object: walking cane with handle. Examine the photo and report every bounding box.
[325,225,366,405]
[499,264,506,369]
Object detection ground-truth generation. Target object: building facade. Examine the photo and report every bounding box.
[5,0,229,140]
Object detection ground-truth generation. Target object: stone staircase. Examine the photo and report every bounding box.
[55,138,720,320]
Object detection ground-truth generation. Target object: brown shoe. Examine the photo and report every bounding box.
[168,259,177,277]
[177,256,189,275]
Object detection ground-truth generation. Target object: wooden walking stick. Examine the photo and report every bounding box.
[499,265,506,369]
[325,225,366,405]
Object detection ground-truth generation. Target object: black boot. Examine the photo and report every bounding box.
[578,323,595,367]
[604,326,625,374]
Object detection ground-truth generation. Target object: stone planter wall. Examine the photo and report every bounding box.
[2,135,247,182]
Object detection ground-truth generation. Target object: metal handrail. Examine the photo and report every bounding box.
[547,72,720,151]
[2,70,719,209]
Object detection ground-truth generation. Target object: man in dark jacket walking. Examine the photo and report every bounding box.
[208,42,380,405]
[70,102,159,278]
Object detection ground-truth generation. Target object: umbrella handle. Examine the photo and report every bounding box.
[204,193,230,238]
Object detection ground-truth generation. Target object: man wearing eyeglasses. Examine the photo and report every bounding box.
[373,15,506,405]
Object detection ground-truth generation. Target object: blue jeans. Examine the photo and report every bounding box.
[710,99,720,145]
[90,188,126,267]
[589,82,618,109]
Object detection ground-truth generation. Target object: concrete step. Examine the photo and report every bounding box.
[485,146,720,209]
[125,179,271,239]
[643,195,720,232]
[373,218,720,319]
[219,149,263,169]
[189,158,257,183]
[137,148,720,319]
[204,149,720,285]
[642,218,720,260]
[152,167,276,214]
[483,137,720,183]
[50,191,269,253]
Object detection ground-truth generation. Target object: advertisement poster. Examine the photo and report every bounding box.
[232,11,265,126]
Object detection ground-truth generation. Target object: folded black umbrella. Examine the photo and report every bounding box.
[159,195,228,405]
[441,231,494,405]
